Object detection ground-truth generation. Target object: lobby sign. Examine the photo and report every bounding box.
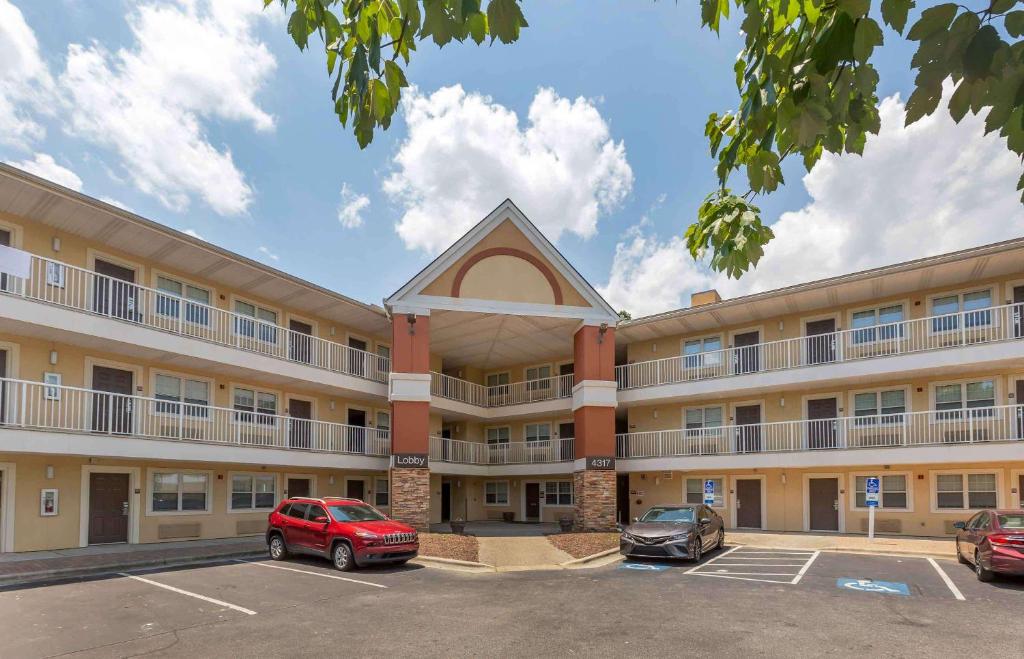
[392,453,429,468]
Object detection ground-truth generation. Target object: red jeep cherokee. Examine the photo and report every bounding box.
[266,497,418,571]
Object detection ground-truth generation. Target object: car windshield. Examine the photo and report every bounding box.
[997,514,1024,529]
[328,504,388,522]
[640,507,695,523]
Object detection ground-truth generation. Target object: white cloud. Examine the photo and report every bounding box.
[6,153,82,191]
[337,183,370,229]
[58,0,278,215]
[98,196,132,212]
[600,85,1024,318]
[0,0,55,149]
[384,85,633,253]
[257,245,279,261]
[183,228,206,241]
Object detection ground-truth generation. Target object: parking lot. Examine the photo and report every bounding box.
[1,545,1021,657]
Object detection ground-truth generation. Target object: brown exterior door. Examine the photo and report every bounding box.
[289,319,314,364]
[0,227,10,292]
[733,331,760,374]
[1014,285,1024,338]
[348,337,367,376]
[807,397,838,449]
[287,477,311,498]
[288,398,312,449]
[441,482,452,522]
[808,477,839,531]
[93,259,137,321]
[805,318,837,365]
[525,483,541,520]
[735,479,762,529]
[88,472,130,544]
[1017,380,1024,439]
[558,421,575,460]
[90,366,134,433]
[558,362,574,397]
[346,479,365,501]
[346,408,366,453]
[0,349,6,424]
[735,404,762,452]
[616,473,630,524]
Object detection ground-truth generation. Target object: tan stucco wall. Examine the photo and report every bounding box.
[431,475,574,523]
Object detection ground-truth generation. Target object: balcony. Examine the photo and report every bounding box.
[428,435,574,475]
[616,404,1024,470]
[0,378,390,468]
[430,371,573,419]
[1,255,389,385]
[616,303,1024,400]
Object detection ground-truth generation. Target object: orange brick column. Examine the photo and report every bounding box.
[389,312,432,530]
[571,324,618,531]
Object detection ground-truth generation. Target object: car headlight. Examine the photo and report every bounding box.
[668,532,691,542]
[354,530,379,539]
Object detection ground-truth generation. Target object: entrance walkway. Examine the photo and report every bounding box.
[726,530,955,559]
[429,521,558,537]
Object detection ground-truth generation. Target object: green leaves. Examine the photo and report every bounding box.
[687,191,774,279]
[853,18,884,63]
[487,0,528,44]
[880,0,915,34]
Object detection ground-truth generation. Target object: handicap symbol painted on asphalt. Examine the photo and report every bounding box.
[837,578,910,596]
[619,562,672,571]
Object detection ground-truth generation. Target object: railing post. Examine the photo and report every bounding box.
[19,381,27,427]
[968,410,975,443]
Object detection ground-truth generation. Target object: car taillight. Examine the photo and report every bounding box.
[988,534,1024,547]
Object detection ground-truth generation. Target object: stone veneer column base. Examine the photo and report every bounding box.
[391,468,431,531]
[572,470,617,531]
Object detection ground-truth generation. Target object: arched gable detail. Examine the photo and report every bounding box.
[451,247,564,305]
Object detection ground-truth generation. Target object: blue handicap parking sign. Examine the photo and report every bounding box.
[836,578,910,596]
[703,479,716,505]
[619,562,672,571]
[865,477,880,507]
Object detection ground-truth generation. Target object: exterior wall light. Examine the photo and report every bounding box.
[406,313,416,335]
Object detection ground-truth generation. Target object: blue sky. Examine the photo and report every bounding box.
[3,1,1022,316]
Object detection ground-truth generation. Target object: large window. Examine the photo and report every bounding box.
[934,380,995,419]
[156,276,211,325]
[486,426,511,445]
[686,477,724,507]
[234,300,278,343]
[544,481,573,506]
[231,473,277,510]
[683,336,722,368]
[854,475,908,509]
[525,423,551,443]
[851,305,904,344]
[935,473,998,510]
[155,374,210,417]
[931,289,992,332]
[685,406,723,432]
[151,471,209,513]
[486,372,510,389]
[233,387,278,425]
[853,390,906,425]
[375,478,389,507]
[485,481,509,505]
[525,365,552,391]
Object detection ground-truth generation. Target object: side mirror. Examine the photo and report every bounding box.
[952,521,966,530]
[632,516,639,522]
[700,517,711,525]
[313,516,329,524]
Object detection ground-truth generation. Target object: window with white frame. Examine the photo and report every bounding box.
[155,374,210,417]
[486,426,511,444]
[934,380,995,419]
[43,372,62,401]
[686,478,724,507]
[935,472,998,510]
[151,471,209,512]
[486,372,510,388]
[233,387,278,425]
[156,276,211,325]
[525,423,551,443]
[683,336,723,368]
[485,481,509,505]
[234,300,278,343]
[851,305,904,344]
[526,365,552,390]
[685,406,723,433]
[853,390,906,425]
[544,481,573,506]
[375,478,389,507]
[855,475,908,509]
[231,473,277,510]
[375,345,391,360]
[931,289,992,332]
[375,410,390,433]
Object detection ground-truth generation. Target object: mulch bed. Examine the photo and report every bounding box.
[417,533,480,563]
[546,532,620,559]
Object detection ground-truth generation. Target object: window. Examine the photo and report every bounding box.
[233,387,277,425]
[155,374,210,417]
[375,411,391,433]
[375,344,391,360]
[156,276,211,325]
[931,289,992,332]
[686,478,724,507]
[485,481,509,505]
[286,502,308,519]
[934,380,995,419]
[46,262,66,288]
[935,472,997,510]
[231,473,277,510]
[43,372,61,401]
[486,372,510,388]
[853,390,906,425]
[544,481,573,506]
[855,475,908,509]
[375,478,389,507]
[486,427,511,445]
[683,336,723,368]
[525,423,551,443]
[151,471,209,513]
[234,300,278,343]
[525,365,552,390]
[851,305,904,344]
[685,406,723,432]
[307,504,327,521]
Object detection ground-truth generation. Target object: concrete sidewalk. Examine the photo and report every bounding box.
[727,530,956,559]
[476,536,573,571]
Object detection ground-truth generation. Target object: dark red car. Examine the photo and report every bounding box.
[954,509,1024,582]
[267,497,418,571]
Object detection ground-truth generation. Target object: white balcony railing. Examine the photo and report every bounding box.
[0,378,391,457]
[429,435,575,465]
[616,303,1024,390]
[616,404,1024,459]
[430,372,574,408]
[0,255,390,383]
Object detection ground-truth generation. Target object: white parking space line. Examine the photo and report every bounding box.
[790,550,820,585]
[683,545,742,574]
[235,560,388,589]
[686,546,822,585]
[926,557,966,601]
[119,573,257,615]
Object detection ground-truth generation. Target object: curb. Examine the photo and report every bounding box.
[0,550,266,589]
[560,547,622,568]
[411,555,496,573]
[738,544,955,561]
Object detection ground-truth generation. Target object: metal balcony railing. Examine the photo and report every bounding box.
[616,303,1024,390]
[429,435,575,464]
[1,254,390,383]
[430,372,574,407]
[615,405,1024,459]
[0,378,391,457]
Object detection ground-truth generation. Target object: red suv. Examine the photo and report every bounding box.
[266,497,418,571]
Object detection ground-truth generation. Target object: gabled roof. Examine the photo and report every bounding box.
[385,199,619,324]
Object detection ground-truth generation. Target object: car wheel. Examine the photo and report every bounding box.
[716,529,725,550]
[974,550,995,582]
[268,534,288,561]
[691,537,703,563]
[333,542,354,572]
[955,540,968,565]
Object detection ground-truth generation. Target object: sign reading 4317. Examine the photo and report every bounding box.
[586,456,615,470]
